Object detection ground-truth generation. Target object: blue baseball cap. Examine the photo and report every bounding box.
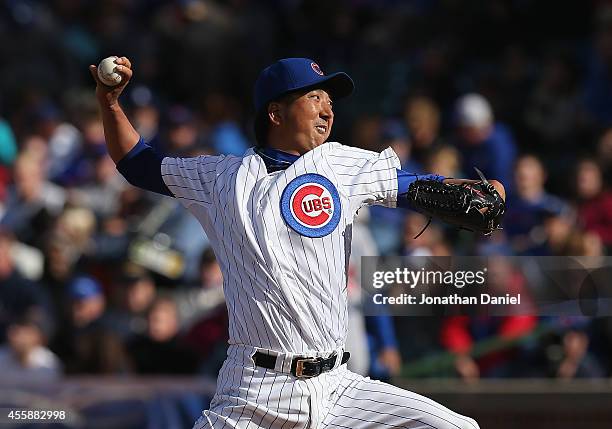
[68,276,103,300]
[254,58,354,114]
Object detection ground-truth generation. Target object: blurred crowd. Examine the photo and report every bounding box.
[1,0,612,383]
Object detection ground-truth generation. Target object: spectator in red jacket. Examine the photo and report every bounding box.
[440,257,537,379]
[574,158,612,252]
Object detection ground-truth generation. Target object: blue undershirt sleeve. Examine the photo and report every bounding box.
[396,169,445,209]
[116,137,173,197]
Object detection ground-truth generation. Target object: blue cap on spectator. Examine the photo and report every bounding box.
[129,85,157,108]
[69,276,102,300]
[254,58,354,113]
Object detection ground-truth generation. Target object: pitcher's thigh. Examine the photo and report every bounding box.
[192,398,310,429]
[324,374,479,429]
[193,366,311,429]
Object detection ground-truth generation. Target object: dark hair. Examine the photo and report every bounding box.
[199,247,218,269]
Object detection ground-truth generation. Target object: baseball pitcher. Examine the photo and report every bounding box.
[91,57,505,429]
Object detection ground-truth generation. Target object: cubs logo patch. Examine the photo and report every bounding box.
[280,174,341,238]
[311,62,324,76]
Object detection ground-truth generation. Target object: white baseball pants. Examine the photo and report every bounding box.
[193,345,479,429]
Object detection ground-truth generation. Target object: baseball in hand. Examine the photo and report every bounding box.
[97,56,122,86]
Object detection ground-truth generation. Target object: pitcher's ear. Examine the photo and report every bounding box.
[268,102,283,126]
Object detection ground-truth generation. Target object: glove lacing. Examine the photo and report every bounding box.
[410,181,493,239]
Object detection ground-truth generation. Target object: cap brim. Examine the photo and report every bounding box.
[305,72,354,101]
[258,72,355,114]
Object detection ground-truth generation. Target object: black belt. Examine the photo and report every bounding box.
[253,351,350,378]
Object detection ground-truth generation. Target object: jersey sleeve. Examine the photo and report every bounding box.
[327,145,401,212]
[161,155,223,207]
[116,137,172,196]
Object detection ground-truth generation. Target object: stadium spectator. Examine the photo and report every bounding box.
[440,257,537,379]
[52,276,127,374]
[425,144,463,180]
[564,230,605,257]
[175,248,225,326]
[161,105,201,156]
[0,117,16,205]
[40,207,98,311]
[69,152,128,219]
[556,329,597,379]
[1,153,66,246]
[453,93,517,192]
[346,209,402,379]
[350,114,384,153]
[128,85,162,146]
[30,101,83,185]
[403,96,444,172]
[0,307,62,382]
[573,158,612,252]
[204,93,250,156]
[107,263,157,341]
[180,249,228,376]
[380,119,411,167]
[504,154,571,255]
[0,230,54,343]
[68,276,107,329]
[538,316,607,379]
[0,117,17,166]
[365,306,402,382]
[541,214,575,256]
[127,297,199,374]
[149,199,211,283]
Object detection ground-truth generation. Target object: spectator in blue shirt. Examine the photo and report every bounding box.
[365,310,402,381]
[453,93,517,193]
[504,154,572,255]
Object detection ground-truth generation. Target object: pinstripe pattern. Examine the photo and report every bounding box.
[193,346,479,429]
[161,143,478,429]
[196,345,310,429]
[161,143,400,353]
[321,367,479,429]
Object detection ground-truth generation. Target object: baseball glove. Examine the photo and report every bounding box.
[406,168,505,238]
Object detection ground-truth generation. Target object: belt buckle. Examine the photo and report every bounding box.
[295,357,319,378]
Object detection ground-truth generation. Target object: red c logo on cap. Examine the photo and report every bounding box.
[311,62,324,76]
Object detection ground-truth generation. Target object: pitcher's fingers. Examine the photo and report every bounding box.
[115,65,132,80]
[89,65,101,84]
[117,56,132,69]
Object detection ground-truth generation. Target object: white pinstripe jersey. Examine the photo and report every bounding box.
[161,142,400,354]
